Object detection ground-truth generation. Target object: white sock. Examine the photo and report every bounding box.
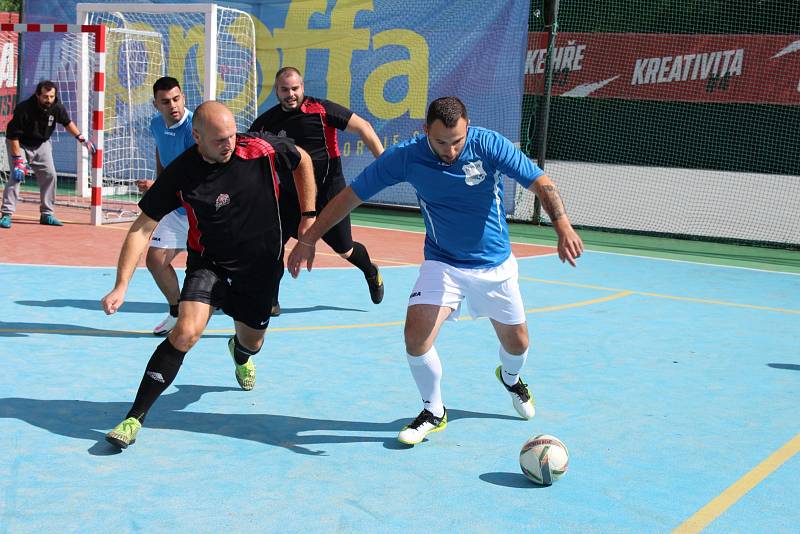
[499,346,528,387]
[407,347,444,417]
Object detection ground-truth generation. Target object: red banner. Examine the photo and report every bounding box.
[0,11,19,131]
[525,32,800,105]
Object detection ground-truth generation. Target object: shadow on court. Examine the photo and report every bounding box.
[17,299,164,313]
[479,472,546,489]
[767,363,800,371]
[15,299,368,316]
[0,384,519,457]
[0,321,231,338]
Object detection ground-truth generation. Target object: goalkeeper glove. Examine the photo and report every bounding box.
[11,156,32,183]
[76,134,97,154]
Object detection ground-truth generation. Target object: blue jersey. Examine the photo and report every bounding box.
[149,109,194,215]
[351,127,544,268]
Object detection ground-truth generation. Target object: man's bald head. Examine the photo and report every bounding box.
[192,101,237,164]
[193,100,235,133]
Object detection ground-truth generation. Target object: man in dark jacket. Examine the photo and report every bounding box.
[1,80,95,228]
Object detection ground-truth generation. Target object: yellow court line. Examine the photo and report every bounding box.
[520,276,800,315]
[673,432,800,534]
[0,292,633,336]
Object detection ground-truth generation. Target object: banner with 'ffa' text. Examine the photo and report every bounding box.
[22,0,530,189]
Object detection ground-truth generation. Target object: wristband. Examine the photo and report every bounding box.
[300,210,318,217]
[297,239,315,247]
[75,133,83,140]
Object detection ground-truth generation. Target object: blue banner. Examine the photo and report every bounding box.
[23,0,529,203]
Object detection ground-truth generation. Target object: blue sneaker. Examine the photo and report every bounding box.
[0,214,10,229]
[39,214,63,226]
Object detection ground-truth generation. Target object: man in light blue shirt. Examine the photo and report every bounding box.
[137,77,195,336]
[287,96,584,445]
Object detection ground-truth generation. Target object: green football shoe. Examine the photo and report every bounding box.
[496,366,536,419]
[229,337,256,390]
[106,417,142,449]
[397,407,447,445]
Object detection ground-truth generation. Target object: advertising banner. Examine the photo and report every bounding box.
[525,32,800,105]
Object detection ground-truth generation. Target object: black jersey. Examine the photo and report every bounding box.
[5,95,72,147]
[139,132,301,271]
[249,96,352,187]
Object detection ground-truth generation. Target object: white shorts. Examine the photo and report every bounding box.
[149,210,188,250]
[408,255,526,325]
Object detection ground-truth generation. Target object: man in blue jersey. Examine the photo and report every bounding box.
[287,96,584,445]
[136,77,196,336]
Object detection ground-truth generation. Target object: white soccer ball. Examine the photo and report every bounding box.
[519,434,569,485]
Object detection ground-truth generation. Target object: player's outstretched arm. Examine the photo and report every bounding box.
[287,186,364,278]
[65,121,96,154]
[530,175,584,267]
[101,213,159,314]
[346,113,384,158]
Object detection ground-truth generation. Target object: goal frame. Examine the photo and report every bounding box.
[75,3,258,224]
[1,22,107,225]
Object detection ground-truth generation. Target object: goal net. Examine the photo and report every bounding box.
[77,3,258,131]
[7,23,164,224]
[72,2,258,224]
[56,27,166,222]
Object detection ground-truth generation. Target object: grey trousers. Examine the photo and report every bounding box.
[2,139,58,216]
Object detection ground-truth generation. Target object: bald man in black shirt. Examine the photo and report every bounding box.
[101,101,316,450]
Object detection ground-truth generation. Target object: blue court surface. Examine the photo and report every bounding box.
[1,252,799,533]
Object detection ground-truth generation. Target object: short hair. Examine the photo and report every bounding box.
[426,96,468,127]
[35,80,57,96]
[153,76,181,96]
[274,66,303,81]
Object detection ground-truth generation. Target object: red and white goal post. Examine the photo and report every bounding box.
[2,23,108,225]
[7,4,257,225]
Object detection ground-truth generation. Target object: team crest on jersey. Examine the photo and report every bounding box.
[215,193,230,211]
[277,129,287,137]
[463,160,486,186]
[48,115,54,127]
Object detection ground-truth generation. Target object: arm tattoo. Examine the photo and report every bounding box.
[539,184,566,221]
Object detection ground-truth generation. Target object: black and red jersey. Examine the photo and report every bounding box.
[249,96,352,187]
[139,132,301,271]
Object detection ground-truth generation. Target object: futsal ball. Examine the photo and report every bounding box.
[519,434,569,485]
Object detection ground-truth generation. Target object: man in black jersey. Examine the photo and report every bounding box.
[250,67,385,316]
[100,101,316,450]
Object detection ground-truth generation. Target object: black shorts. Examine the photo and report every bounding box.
[180,251,283,330]
[279,174,353,254]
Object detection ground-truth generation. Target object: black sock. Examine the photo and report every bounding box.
[345,242,377,277]
[126,339,186,422]
[232,335,260,365]
[169,304,179,317]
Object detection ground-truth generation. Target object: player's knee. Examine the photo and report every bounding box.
[404,329,431,356]
[168,324,203,352]
[503,333,529,355]
[145,251,168,273]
